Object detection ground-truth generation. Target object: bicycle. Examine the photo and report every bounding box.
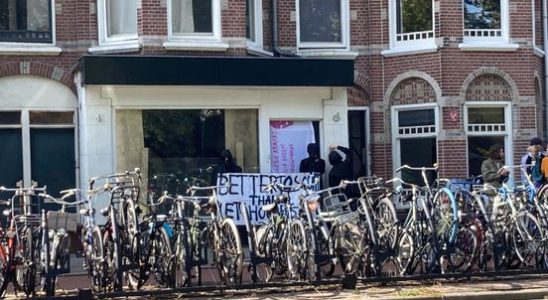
[176,184,243,285]
[0,183,46,297]
[38,189,81,296]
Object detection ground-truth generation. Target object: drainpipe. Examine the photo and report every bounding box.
[271,0,298,57]
[544,0,548,136]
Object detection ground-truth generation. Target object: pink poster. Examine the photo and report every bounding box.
[270,121,315,173]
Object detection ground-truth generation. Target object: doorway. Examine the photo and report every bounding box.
[347,109,369,179]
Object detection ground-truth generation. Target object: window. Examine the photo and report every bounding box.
[0,0,52,43]
[388,0,434,52]
[392,105,438,186]
[91,0,138,53]
[246,0,263,50]
[96,0,138,48]
[0,110,76,200]
[461,0,515,49]
[165,0,226,50]
[465,104,511,177]
[133,109,258,194]
[297,0,348,49]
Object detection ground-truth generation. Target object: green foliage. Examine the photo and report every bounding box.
[400,0,433,33]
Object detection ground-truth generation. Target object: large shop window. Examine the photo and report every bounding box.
[136,109,258,194]
[389,0,434,51]
[0,110,76,202]
[393,106,438,186]
[297,0,348,49]
[463,0,509,44]
[0,0,52,43]
[465,105,509,177]
[97,0,137,45]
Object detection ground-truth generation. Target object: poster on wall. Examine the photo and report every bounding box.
[216,172,320,225]
[270,121,315,173]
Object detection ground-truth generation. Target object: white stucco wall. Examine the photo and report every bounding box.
[77,84,349,220]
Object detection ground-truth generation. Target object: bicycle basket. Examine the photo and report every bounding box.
[318,193,350,222]
[47,211,78,232]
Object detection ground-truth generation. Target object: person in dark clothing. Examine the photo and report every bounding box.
[299,143,326,175]
[328,145,353,188]
[217,149,242,174]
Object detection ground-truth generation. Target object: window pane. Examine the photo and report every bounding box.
[468,136,504,177]
[397,0,433,34]
[398,109,435,127]
[299,0,341,43]
[467,107,504,124]
[464,0,501,30]
[0,0,51,43]
[106,0,137,36]
[0,129,23,188]
[400,137,437,186]
[171,0,213,34]
[30,128,76,209]
[30,111,74,125]
[0,111,21,125]
[246,0,255,40]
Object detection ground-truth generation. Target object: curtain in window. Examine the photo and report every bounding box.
[173,0,195,33]
[107,0,137,37]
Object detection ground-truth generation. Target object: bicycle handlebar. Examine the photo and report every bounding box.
[395,164,438,173]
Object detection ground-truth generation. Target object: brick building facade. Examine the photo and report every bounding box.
[0,0,544,197]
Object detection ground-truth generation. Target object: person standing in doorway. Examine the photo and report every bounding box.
[299,143,326,175]
[328,144,353,188]
[481,144,509,190]
[211,149,242,185]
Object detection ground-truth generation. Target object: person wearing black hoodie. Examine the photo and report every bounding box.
[328,144,353,188]
[217,149,242,174]
[299,143,325,175]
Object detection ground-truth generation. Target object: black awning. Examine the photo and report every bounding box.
[78,55,354,87]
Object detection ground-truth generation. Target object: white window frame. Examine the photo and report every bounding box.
[0,0,61,55]
[464,102,513,180]
[97,0,138,44]
[391,103,439,176]
[384,0,436,56]
[164,0,228,51]
[296,0,349,50]
[532,0,545,55]
[246,0,263,52]
[459,0,518,51]
[0,109,77,189]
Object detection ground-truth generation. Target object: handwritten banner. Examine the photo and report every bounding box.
[216,173,320,225]
[270,121,315,173]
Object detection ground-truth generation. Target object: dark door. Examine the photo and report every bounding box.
[348,110,367,179]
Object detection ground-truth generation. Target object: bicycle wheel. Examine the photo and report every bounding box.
[123,200,142,290]
[513,212,543,267]
[153,226,173,287]
[17,226,38,296]
[173,229,189,287]
[304,225,317,281]
[315,223,335,277]
[396,230,414,275]
[89,227,105,292]
[333,221,364,274]
[375,197,399,251]
[253,225,273,282]
[432,188,458,246]
[446,226,477,273]
[102,229,117,292]
[218,218,243,284]
[286,219,307,280]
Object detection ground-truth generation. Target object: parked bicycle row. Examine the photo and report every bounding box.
[0,164,547,297]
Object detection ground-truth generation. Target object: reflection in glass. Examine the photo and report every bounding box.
[464,0,501,29]
[299,0,341,43]
[171,0,213,34]
[396,0,433,34]
[106,0,137,37]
